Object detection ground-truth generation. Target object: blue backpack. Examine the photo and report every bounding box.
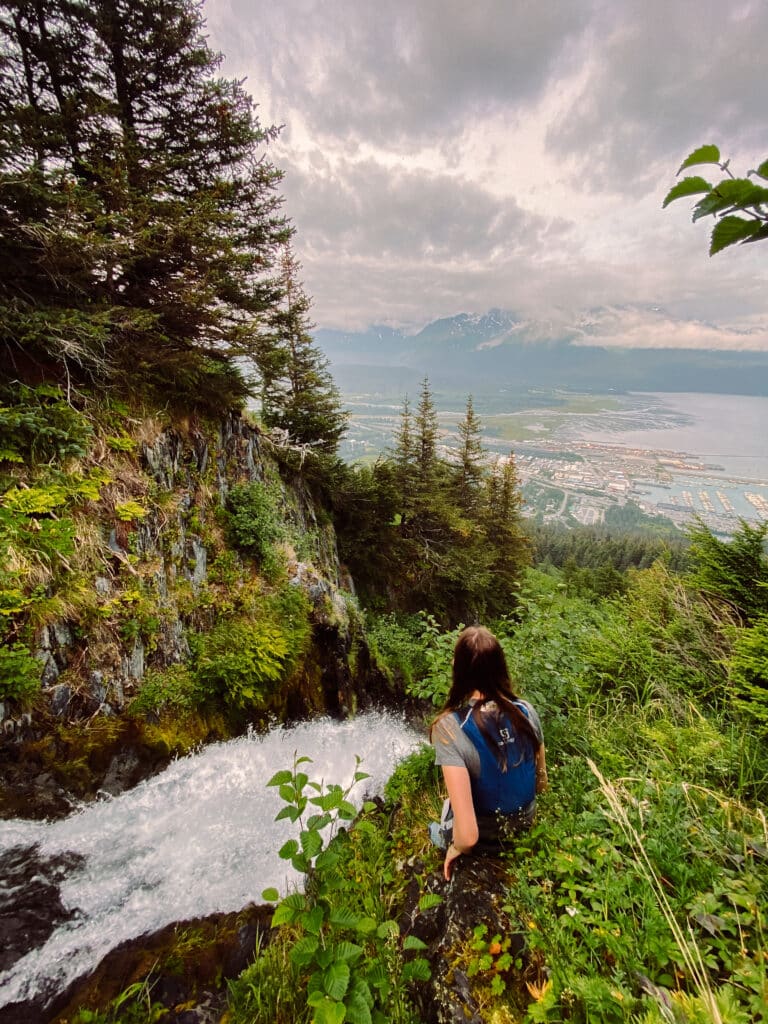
[456,702,536,816]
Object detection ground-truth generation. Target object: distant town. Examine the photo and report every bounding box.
[339,392,768,536]
[511,439,768,534]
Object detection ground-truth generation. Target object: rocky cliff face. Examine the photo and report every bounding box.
[0,410,387,817]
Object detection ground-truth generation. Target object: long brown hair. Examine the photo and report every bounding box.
[432,626,540,769]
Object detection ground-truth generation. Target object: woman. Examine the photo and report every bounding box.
[430,626,548,880]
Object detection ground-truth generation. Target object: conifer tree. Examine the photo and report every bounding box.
[393,394,417,510]
[455,395,485,517]
[258,244,347,454]
[414,376,439,491]
[0,0,288,409]
[484,452,531,614]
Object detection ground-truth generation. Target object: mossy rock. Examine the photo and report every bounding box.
[39,905,275,1024]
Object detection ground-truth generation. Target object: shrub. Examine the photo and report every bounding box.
[127,665,205,716]
[0,384,92,464]
[192,618,292,709]
[226,482,284,562]
[728,615,768,736]
[366,612,429,689]
[383,744,437,805]
[0,642,41,703]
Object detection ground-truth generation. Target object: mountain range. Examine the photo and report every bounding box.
[314,308,768,396]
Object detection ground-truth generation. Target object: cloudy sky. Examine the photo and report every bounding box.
[205,0,768,348]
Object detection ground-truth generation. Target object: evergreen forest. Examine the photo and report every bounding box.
[1,3,767,1024]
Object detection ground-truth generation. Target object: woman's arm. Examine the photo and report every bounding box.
[535,744,548,793]
[441,765,479,880]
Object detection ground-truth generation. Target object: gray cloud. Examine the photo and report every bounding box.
[205,0,768,343]
[282,158,569,262]
[209,0,590,146]
[546,0,768,190]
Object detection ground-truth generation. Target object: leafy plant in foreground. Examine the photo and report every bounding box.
[261,755,431,1024]
[663,144,768,255]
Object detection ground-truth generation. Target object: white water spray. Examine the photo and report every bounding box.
[0,711,424,1009]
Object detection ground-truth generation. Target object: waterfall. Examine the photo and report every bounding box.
[0,711,424,1011]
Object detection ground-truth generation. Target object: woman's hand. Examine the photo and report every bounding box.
[444,842,463,880]
[441,765,478,880]
[535,744,548,793]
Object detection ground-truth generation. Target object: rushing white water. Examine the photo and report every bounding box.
[0,711,424,1010]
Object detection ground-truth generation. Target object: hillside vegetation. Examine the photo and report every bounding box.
[2,4,768,1024]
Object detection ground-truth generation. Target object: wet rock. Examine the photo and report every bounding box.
[30,904,274,1024]
[187,536,207,589]
[0,767,74,820]
[100,749,143,796]
[0,845,86,974]
[121,639,145,681]
[403,855,527,1024]
[40,654,60,688]
[89,671,107,706]
[107,528,126,555]
[51,623,74,649]
[94,576,111,597]
[50,684,73,717]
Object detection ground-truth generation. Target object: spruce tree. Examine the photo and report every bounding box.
[455,395,485,517]
[0,0,288,409]
[484,452,531,614]
[393,394,417,511]
[414,376,439,492]
[259,244,347,454]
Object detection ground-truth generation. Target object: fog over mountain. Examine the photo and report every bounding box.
[315,308,768,396]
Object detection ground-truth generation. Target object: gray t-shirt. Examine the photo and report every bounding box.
[431,699,543,780]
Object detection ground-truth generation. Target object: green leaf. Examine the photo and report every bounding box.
[296,755,313,766]
[295,771,309,791]
[678,144,720,173]
[330,906,360,929]
[320,947,341,970]
[279,783,296,803]
[307,812,333,830]
[402,958,431,982]
[662,176,712,208]
[284,892,306,909]
[338,801,358,821]
[305,904,326,935]
[753,159,768,181]
[290,935,320,966]
[332,941,364,963]
[364,961,389,990]
[278,839,299,860]
[692,193,732,222]
[376,920,399,939]
[353,771,370,782]
[355,916,378,935]
[312,997,346,1024]
[403,935,428,951]
[261,887,280,902]
[291,853,311,873]
[709,215,763,255]
[418,893,444,911]
[714,179,768,207]
[344,978,373,1024]
[272,902,299,926]
[267,769,293,787]
[741,223,768,244]
[275,805,301,823]
[314,848,341,871]
[300,829,324,859]
[323,961,351,1000]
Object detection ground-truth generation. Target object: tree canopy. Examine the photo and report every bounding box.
[0,0,290,411]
